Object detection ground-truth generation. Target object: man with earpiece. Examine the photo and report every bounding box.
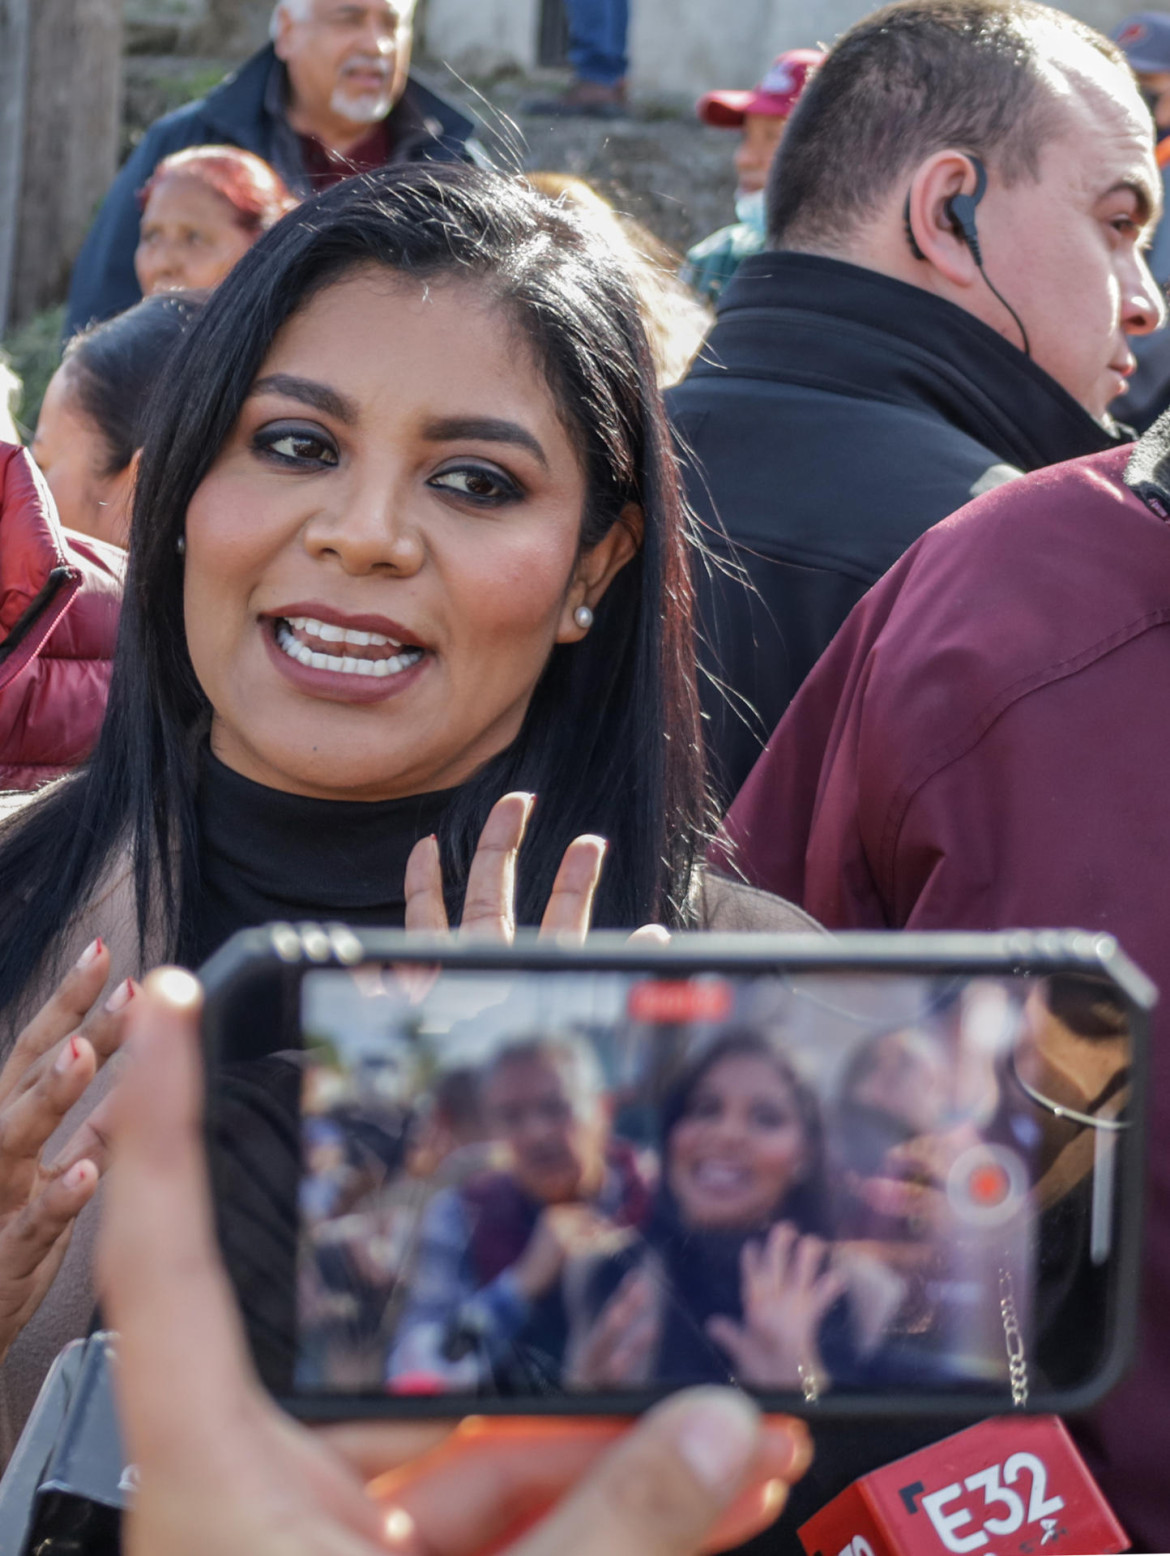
[670,0,1165,806]
[715,14,1170,1547]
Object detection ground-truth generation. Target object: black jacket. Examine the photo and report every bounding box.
[667,252,1126,804]
[65,46,483,337]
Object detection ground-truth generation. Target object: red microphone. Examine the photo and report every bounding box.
[798,1417,1128,1556]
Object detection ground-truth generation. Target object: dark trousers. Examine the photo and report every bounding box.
[565,0,630,84]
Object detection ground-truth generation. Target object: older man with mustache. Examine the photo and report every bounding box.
[65,0,485,337]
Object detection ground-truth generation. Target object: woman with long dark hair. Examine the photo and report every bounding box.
[566,1031,852,1392]
[0,163,813,1454]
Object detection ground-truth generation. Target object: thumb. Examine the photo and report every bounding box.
[512,1388,782,1556]
[97,968,262,1463]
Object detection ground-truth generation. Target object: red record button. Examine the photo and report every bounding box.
[968,1162,1013,1209]
[627,979,734,1025]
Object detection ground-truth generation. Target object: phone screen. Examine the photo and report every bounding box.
[275,962,1133,1409]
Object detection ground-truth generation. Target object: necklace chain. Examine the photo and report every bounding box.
[999,1266,1029,1408]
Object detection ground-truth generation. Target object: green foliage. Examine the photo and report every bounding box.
[1,305,64,439]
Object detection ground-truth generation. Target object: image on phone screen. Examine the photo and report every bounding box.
[288,963,1131,1405]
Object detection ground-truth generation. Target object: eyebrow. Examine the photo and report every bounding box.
[420,415,549,468]
[248,374,360,425]
[1102,178,1159,229]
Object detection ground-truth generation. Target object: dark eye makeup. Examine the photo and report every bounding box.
[251,421,340,469]
[687,1092,724,1122]
[686,1090,795,1130]
[248,421,529,506]
[748,1101,793,1130]
[427,461,525,506]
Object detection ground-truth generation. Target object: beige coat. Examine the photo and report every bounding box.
[0,791,821,1461]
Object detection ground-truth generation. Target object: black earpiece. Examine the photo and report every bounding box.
[943,155,988,261]
[904,154,985,263]
[904,152,1030,358]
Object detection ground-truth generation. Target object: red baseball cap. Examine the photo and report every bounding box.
[697,48,825,128]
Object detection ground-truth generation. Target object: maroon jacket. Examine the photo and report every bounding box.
[719,437,1170,1550]
[0,443,124,789]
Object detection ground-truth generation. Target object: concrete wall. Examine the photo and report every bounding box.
[424,0,1150,98]
[631,0,1145,95]
[628,0,854,97]
[410,0,541,75]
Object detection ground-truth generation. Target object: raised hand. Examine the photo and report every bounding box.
[847,1122,983,1230]
[404,792,608,941]
[0,937,133,1361]
[566,1264,661,1388]
[511,1204,622,1302]
[99,968,813,1556]
[707,1223,846,1392]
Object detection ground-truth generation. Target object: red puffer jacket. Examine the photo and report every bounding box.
[0,442,124,789]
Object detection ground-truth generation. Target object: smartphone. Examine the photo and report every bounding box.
[200,927,1154,1421]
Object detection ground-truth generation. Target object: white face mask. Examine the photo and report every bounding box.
[735,186,767,238]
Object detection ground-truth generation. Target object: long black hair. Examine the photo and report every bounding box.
[636,1030,834,1382]
[63,291,206,477]
[0,164,709,1022]
[658,1029,830,1237]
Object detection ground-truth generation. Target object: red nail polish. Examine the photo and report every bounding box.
[54,1036,80,1075]
[104,979,134,1015]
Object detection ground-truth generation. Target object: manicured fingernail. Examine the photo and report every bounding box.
[53,1036,81,1075]
[104,979,134,1014]
[76,938,103,970]
[672,1391,762,1492]
[62,1161,90,1191]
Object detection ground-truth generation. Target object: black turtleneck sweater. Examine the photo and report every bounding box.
[667,250,1128,804]
[190,752,455,1383]
[192,750,453,967]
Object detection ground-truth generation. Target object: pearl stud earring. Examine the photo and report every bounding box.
[574,605,594,631]
[176,535,186,555]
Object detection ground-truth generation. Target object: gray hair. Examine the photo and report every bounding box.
[270,0,312,39]
[483,1034,606,1118]
[270,0,416,37]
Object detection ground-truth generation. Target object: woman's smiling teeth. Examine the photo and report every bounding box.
[691,1161,751,1192]
[274,616,425,678]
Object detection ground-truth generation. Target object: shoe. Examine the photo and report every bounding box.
[524,78,629,118]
